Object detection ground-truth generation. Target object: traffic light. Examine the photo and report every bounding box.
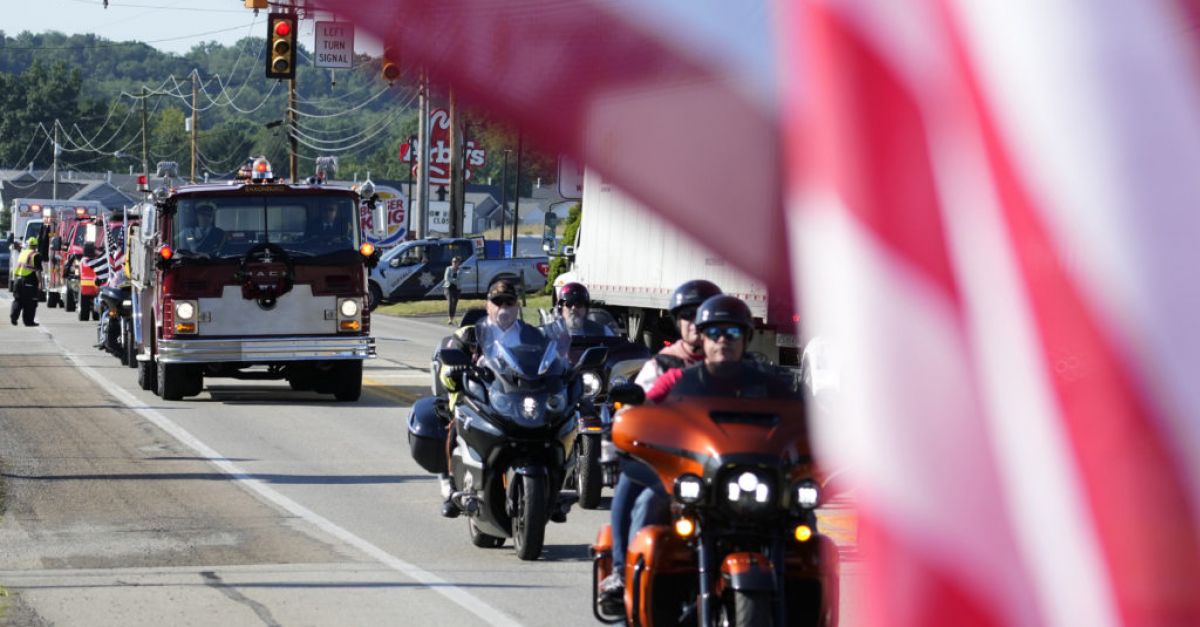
[266,13,298,80]
[381,47,400,83]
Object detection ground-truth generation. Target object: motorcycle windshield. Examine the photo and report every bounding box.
[479,315,572,381]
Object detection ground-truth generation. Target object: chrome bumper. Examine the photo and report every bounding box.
[157,336,375,364]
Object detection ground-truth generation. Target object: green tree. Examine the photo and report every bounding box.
[544,203,581,293]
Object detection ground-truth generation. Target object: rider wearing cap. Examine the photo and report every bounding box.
[436,279,543,518]
[557,282,615,337]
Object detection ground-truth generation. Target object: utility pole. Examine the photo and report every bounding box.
[141,85,149,183]
[52,121,59,200]
[416,70,432,239]
[191,72,198,183]
[288,77,298,182]
[448,90,464,238]
[511,133,522,257]
[500,149,509,253]
[406,135,415,238]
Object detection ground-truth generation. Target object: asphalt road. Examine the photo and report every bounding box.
[0,295,861,626]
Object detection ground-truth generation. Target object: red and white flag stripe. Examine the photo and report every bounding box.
[786,0,1200,625]
[312,0,1200,623]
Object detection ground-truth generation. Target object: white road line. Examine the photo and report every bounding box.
[38,326,523,627]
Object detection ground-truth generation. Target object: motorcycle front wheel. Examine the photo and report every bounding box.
[512,474,547,561]
[721,590,772,627]
[576,435,603,509]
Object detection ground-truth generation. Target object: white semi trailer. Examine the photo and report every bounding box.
[563,171,800,367]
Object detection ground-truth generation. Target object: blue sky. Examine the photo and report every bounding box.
[3,0,381,56]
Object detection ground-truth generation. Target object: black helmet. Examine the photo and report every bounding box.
[695,295,754,335]
[558,282,590,308]
[669,280,721,316]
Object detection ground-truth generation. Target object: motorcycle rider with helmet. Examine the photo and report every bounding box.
[557,282,615,337]
[599,293,798,609]
[600,279,722,604]
[649,294,796,401]
[632,279,722,390]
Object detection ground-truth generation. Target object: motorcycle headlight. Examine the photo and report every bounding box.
[546,389,568,413]
[339,298,360,318]
[794,479,821,510]
[726,470,771,505]
[521,396,541,420]
[174,300,197,321]
[581,371,602,398]
[673,473,705,504]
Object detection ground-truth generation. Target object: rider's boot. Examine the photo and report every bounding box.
[439,473,460,518]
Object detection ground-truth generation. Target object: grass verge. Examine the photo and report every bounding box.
[377,295,553,325]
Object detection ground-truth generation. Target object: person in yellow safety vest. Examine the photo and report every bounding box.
[10,236,43,327]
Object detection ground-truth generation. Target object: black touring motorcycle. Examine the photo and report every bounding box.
[408,314,607,560]
[566,309,651,509]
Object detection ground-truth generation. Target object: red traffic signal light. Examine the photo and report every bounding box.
[265,13,298,80]
[381,46,400,83]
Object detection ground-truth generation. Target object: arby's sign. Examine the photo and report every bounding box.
[402,108,486,185]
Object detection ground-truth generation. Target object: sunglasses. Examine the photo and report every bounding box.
[562,300,587,309]
[702,325,744,341]
[490,296,518,307]
[675,307,698,323]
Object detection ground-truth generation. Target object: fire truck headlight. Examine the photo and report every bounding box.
[175,301,197,321]
[339,298,360,318]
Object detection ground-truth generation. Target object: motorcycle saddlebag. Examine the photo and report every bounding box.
[408,395,448,474]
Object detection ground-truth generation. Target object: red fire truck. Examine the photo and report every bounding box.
[128,159,379,401]
[43,203,104,318]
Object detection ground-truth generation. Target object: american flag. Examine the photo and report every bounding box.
[85,250,109,285]
[317,1,1200,624]
[91,220,127,287]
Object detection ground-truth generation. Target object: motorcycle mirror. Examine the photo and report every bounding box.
[608,383,645,406]
[439,348,471,368]
[576,346,608,370]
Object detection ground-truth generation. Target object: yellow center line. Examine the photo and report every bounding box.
[362,375,426,405]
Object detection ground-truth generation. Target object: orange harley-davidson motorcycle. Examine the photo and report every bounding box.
[591,386,838,627]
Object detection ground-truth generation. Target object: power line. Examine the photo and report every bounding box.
[2,23,255,50]
[7,126,53,169]
[289,85,395,119]
[60,0,248,12]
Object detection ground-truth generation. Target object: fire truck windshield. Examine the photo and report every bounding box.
[172,195,360,260]
[72,222,95,248]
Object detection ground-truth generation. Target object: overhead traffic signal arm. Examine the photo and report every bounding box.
[266,13,299,80]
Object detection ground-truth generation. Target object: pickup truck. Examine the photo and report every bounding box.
[367,237,549,308]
